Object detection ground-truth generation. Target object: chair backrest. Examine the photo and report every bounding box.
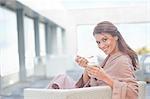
[24,86,112,99]
[137,81,146,99]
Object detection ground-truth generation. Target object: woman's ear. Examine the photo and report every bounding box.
[114,36,118,40]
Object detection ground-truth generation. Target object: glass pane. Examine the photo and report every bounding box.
[0,7,19,76]
[117,23,150,50]
[24,16,35,77]
[57,27,63,55]
[39,23,46,56]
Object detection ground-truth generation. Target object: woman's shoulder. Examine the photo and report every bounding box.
[120,53,130,59]
[106,52,132,67]
[115,52,132,64]
[110,52,130,61]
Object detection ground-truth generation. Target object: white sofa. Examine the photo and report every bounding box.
[24,81,146,99]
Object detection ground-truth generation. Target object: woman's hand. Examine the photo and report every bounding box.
[86,66,106,80]
[86,66,114,87]
[75,56,88,68]
[75,56,91,84]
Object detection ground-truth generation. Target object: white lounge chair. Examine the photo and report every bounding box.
[24,81,146,99]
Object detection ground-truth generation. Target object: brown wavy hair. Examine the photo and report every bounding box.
[93,21,139,70]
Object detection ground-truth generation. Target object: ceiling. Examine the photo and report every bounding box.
[17,0,149,10]
[62,0,148,9]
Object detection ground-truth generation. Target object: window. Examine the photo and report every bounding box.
[0,7,19,76]
[24,16,35,77]
[57,27,63,55]
[39,23,46,56]
[117,23,150,50]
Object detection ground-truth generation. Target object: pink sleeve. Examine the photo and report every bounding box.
[111,56,138,99]
[75,74,90,88]
[112,80,127,99]
[47,74,76,89]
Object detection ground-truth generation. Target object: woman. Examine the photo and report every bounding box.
[48,21,139,99]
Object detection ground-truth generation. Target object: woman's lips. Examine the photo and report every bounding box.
[103,47,108,52]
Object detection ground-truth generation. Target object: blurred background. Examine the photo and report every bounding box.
[0,0,150,99]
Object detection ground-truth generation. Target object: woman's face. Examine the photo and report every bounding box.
[94,33,119,55]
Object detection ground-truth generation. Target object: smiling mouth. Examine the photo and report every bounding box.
[104,50,107,52]
[102,49,107,53]
[103,48,108,52]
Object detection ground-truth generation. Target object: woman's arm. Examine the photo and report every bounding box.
[75,69,90,88]
[75,56,91,87]
[86,66,113,88]
[82,69,90,84]
[75,55,90,84]
[101,73,114,88]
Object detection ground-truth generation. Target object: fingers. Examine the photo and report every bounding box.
[86,66,98,71]
[86,66,103,77]
[86,66,96,74]
[75,56,88,68]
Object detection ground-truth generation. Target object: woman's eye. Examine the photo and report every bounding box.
[102,38,107,42]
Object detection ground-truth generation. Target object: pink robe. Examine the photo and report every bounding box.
[48,52,138,99]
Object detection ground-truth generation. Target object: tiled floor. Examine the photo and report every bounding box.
[1,76,51,99]
[0,76,150,99]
